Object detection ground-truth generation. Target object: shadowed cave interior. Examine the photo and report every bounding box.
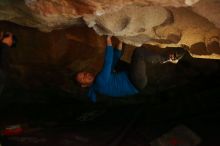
[0,14,220,146]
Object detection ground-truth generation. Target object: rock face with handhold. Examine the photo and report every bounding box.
[0,0,220,59]
[84,5,173,47]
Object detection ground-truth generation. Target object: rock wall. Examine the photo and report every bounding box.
[0,21,105,88]
[0,0,220,59]
[1,21,220,95]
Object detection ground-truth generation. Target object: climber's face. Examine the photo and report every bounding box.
[76,71,95,87]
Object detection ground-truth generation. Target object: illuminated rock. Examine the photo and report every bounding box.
[0,0,220,59]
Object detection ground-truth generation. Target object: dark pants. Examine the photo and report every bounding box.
[129,47,149,90]
[117,47,164,90]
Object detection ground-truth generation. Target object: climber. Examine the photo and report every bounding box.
[75,36,185,103]
[0,31,17,96]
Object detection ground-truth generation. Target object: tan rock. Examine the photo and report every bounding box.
[1,0,220,59]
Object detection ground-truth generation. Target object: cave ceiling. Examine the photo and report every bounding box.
[0,0,220,59]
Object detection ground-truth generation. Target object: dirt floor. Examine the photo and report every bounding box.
[0,76,220,146]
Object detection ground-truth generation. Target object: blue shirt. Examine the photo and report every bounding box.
[88,45,138,103]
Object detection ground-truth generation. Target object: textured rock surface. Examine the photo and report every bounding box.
[0,21,105,88]
[0,0,199,31]
[1,21,220,99]
[84,5,172,47]
[192,0,220,28]
[0,0,220,59]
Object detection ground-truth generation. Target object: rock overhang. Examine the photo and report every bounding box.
[0,0,220,59]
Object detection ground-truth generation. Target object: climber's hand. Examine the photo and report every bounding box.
[1,32,14,47]
[107,35,112,46]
